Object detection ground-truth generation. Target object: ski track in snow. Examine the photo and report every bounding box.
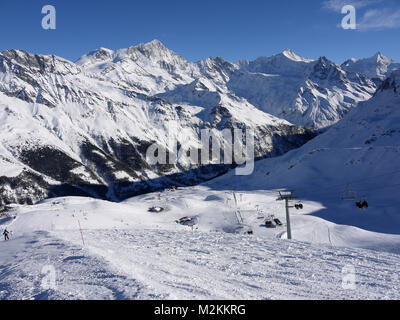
[1,156,400,302]
[0,231,159,300]
[0,191,399,300]
[54,228,400,300]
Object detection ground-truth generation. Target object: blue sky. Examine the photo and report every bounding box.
[0,0,399,64]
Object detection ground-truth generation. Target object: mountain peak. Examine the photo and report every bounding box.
[281,49,314,63]
[75,47,114,65]
[131,39,185,61]
[314,56,337,70]
[93,47,114,58]
[341,52,398,81]
[137,39,168,51]
[282,48,295,55]
[148,39,163,46]
[98,47,114,54]
[373,52,392,64]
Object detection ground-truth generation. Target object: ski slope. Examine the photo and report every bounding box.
[0,192,399,300]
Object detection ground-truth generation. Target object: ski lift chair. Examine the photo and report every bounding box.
[356,196,369,209]
[342,185,356,201]
[295,203,304,210]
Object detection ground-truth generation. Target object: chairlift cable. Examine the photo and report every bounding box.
[294,169,400,197]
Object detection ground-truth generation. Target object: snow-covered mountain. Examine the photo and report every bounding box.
[76,40,200,94]
[0,41,392,206]
[78,43,377,129]
[229,51,376,129]
[210,70,400,235]
[342,52,400,85]
[0,46,314,205]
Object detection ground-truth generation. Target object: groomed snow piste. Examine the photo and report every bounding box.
[0,186,399,300]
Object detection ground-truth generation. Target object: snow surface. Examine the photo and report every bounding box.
[0,190,399,300]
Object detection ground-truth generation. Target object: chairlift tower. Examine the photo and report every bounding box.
[277,190,297,240]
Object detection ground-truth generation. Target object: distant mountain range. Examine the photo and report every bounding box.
[0,40,398,205]
[77,41,381,129]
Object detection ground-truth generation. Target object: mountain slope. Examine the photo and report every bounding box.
[0,48,314,205]
[228,52,376,129]
[92,70,400,255]
[76,40,201,95]
[209,70,400,235]
[0,41,391,205]
[78,43,377,129]
[342,52,400,84]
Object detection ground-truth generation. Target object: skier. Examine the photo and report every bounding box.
[3,229,9,241]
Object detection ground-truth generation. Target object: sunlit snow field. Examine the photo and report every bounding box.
[1,181,400,300]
